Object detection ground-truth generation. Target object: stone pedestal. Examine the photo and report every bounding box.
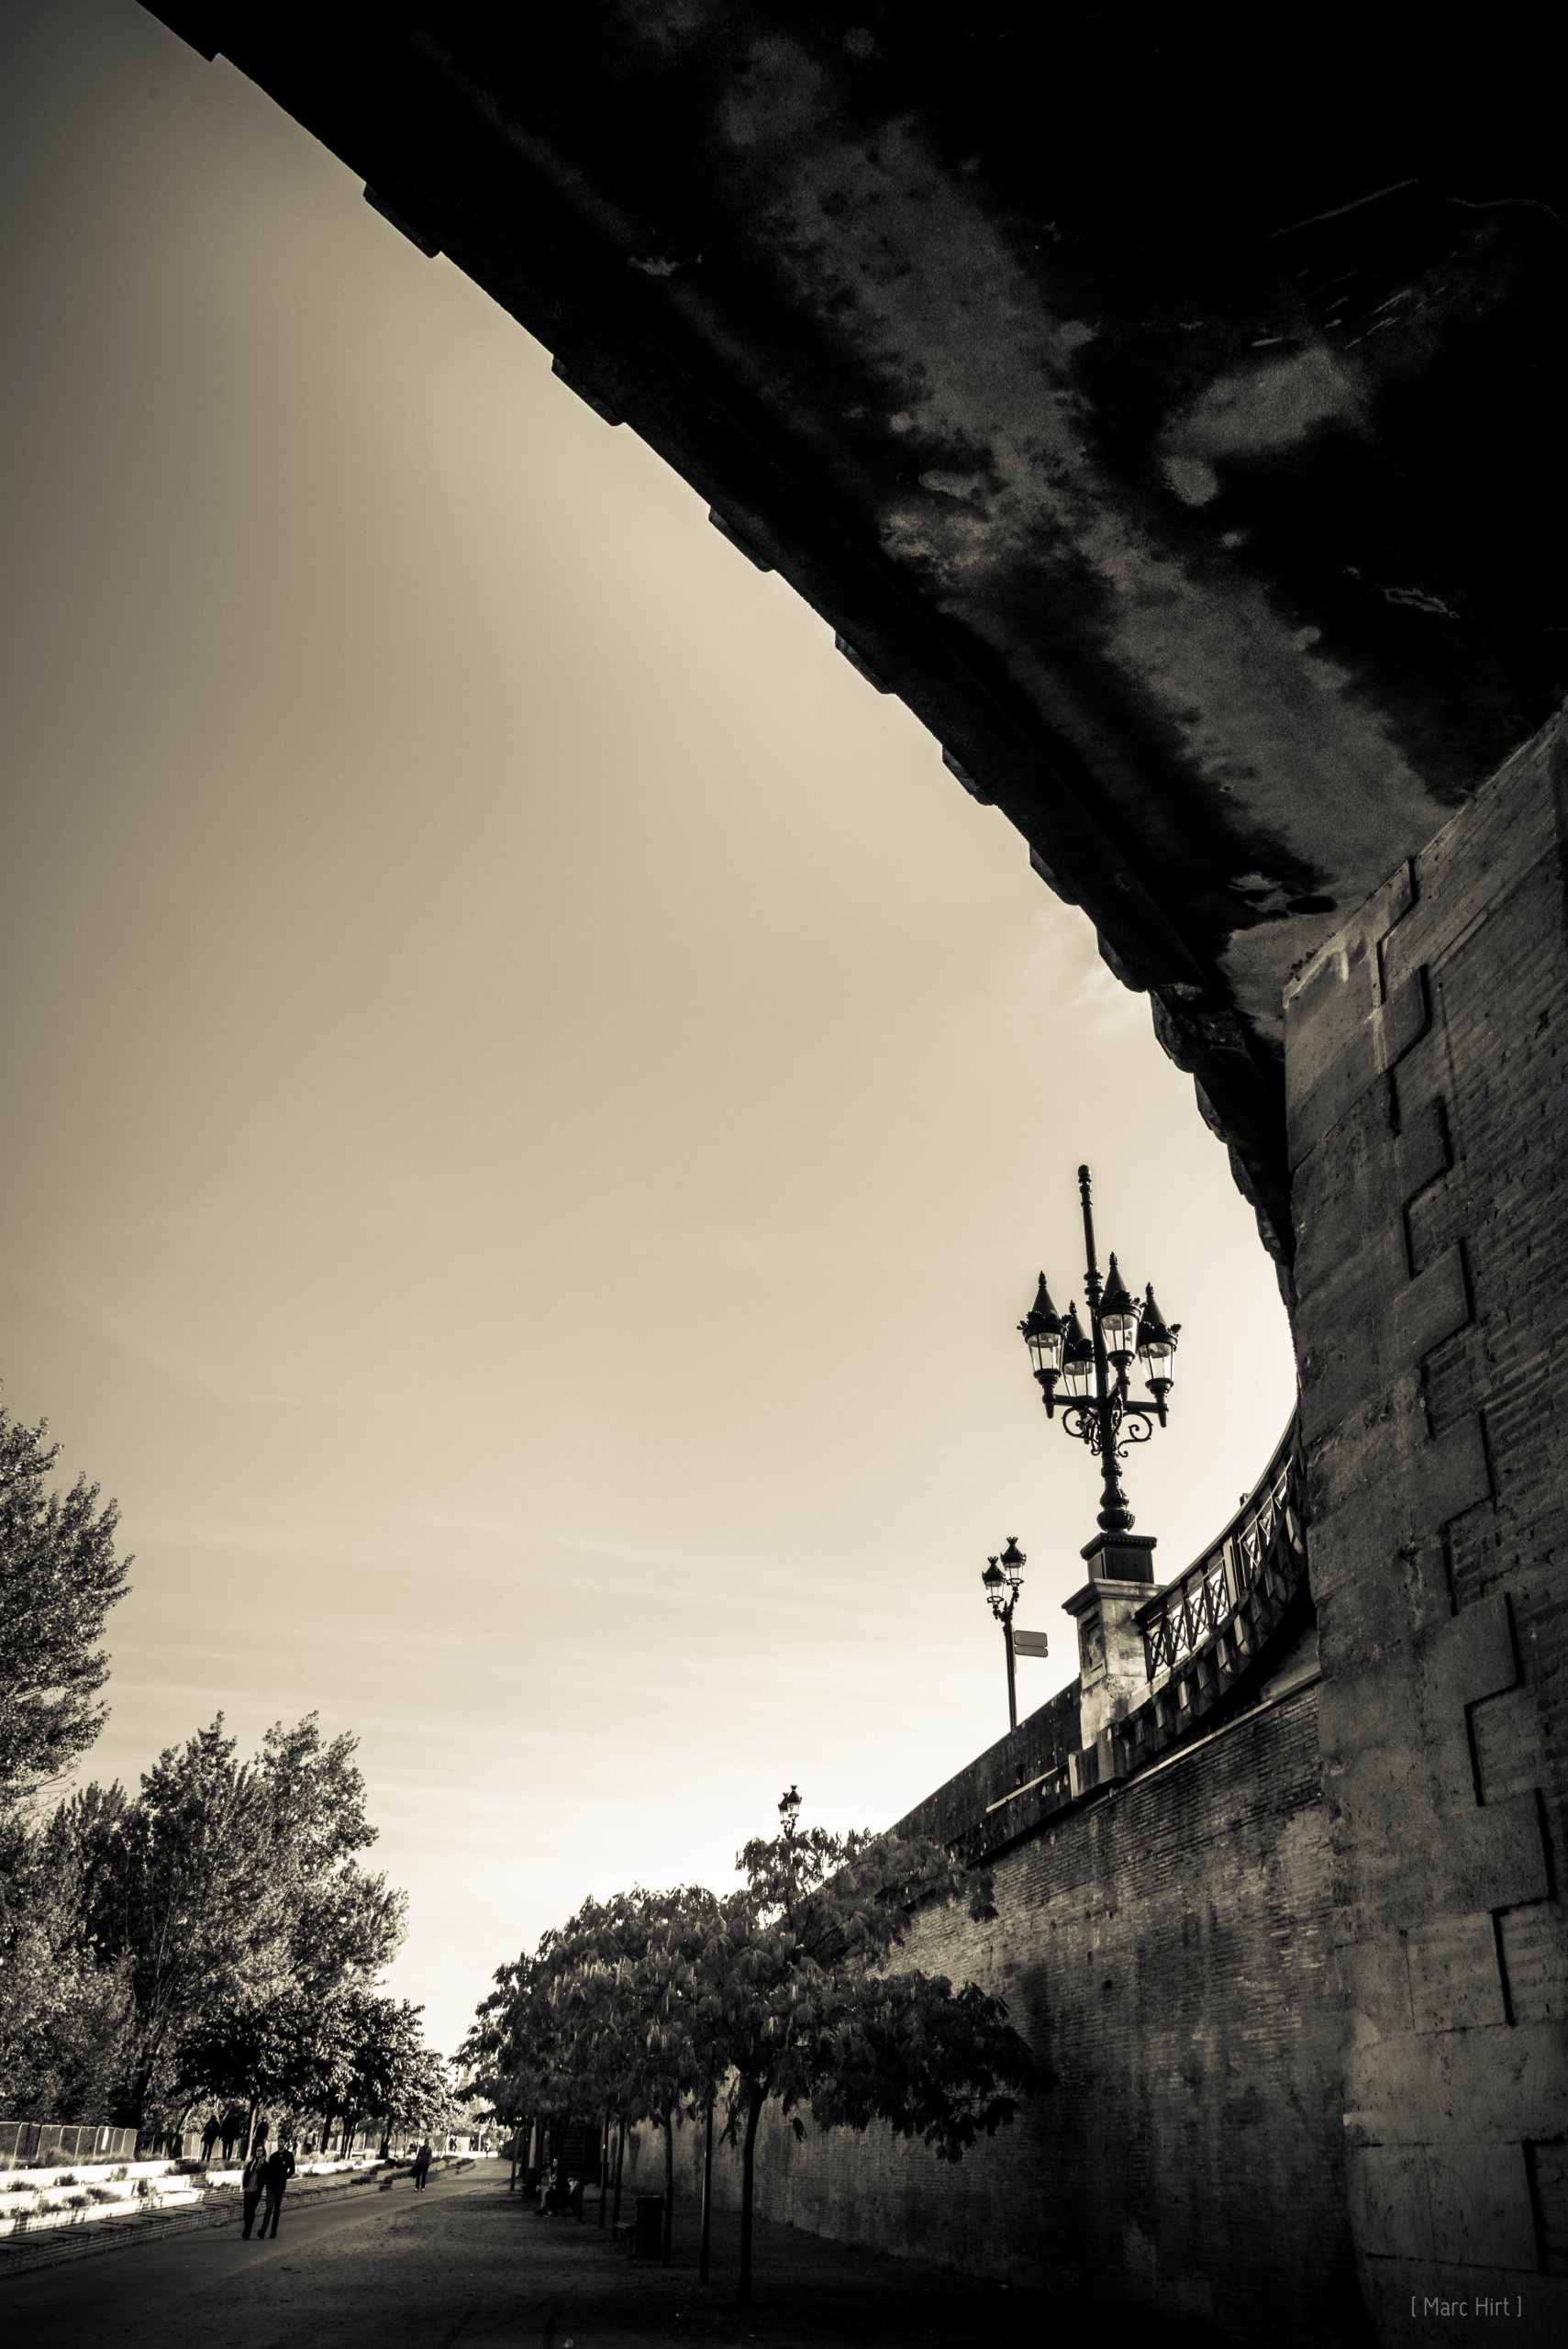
[1062,1531,1158,1755]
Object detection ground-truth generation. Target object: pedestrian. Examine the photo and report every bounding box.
[412,2140,432,2190]
[261,2140,295,2239]
[201,2113,220,2164]
[240,2139,268,2240]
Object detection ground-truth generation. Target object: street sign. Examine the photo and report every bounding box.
[1012,1629,1050,1658]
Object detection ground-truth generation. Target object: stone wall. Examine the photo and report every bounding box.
[1285,713,1568,2343]
[629,1636,1358,2346]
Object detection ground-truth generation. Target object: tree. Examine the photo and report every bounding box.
[253,1715,407,1995]
[67,1722,280,2124]
[694,1792,1038,2306]
[173,1984,444,2155]
[582,1888,717,2261]
[0,1804,128,2122]
[172,1987,326,2148]
[321,1989,445,2150]
[464,1887,717,2249]
[0,1402,129,1807]
[67,1712,408,2125]
[464,1808,1037,2302]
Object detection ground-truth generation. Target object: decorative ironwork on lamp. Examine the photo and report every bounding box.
[1018,1165,1181,1538]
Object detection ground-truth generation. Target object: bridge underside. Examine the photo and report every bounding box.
[150,3,1567,1259]
[143,10,1568,2334]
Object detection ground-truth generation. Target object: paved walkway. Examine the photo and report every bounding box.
[0,2163,1224,2347]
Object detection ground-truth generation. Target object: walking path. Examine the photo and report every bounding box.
[0,2163,1227,2347]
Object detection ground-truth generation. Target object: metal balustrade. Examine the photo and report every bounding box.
[1139,1418,1305,1683]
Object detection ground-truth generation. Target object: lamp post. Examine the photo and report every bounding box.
[980,1536,1026,1731]
[1018,1164,1180,1542]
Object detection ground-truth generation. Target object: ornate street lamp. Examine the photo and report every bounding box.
[981,1535,1026,1731]
[1019,1164,1181,1540]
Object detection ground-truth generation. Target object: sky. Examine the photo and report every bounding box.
[0,0,1297,2058]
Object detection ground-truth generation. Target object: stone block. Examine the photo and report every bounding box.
[1382,744,1557,996]
[1498,1906,1568,2030]
[1348,2018,1568,2144]
[1347,2142,1432,2259]
[1396,1093,1451,1202]
[1424,2140,1538,2270]
[1470,1689,1545,1807]
[1393,1246,1471,1366]
[1293,1089,1405,1301]
[1286,940,1381,1171]
[1421,1794,1550,1920]
[1305,1379,1427,1526]
[1413,1418,1493,1535]
[1390,1025,1449,1136]
[1419,1593,1517,1714]
[1335,1932,1415,2037]
[1317,1659,1419,1780]
[1376,966,1430,1071]
[1405,1911,1507,2033]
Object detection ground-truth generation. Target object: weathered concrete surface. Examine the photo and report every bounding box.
[1286,714,1568,2342]
[138,4,1567,1250]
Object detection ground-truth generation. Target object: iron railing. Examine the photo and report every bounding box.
[1139,1417,1304,1682]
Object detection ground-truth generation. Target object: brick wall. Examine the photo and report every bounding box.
[1284,709,1568,2344]
[631,1650,1358,2346]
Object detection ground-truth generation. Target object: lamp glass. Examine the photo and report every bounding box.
[1101,1302,1140,1360]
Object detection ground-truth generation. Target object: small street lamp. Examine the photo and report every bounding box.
[1018,1164,1180,1538]
[981,1536,1026,1731]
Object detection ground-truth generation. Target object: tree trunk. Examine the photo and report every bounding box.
[699,2099,714,2286]
[661,2107,674,2265]
[245,2095,260,2153]
[611,2118,626,2228]
[738,2083,762,2309]
[597,2108,608,2226]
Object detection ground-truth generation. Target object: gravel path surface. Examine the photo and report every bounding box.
[0,2164,1225,2346]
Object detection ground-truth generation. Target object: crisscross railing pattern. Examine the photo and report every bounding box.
[1140,1418,1304,1682]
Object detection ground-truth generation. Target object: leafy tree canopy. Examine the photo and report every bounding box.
[64,1712,406,2124]
[467,1793,1040,2303]
[0,1402,129,1806]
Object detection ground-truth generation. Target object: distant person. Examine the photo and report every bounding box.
[220,2109,245,2163]
[200,2115,220,2164]
[240,2140,268,2240]
[412,2141,432,2190]
[261,2141,295,2238]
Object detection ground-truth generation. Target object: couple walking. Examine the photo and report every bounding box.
[241,2139,295,2240]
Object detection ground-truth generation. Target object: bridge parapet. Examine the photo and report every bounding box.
[895,1419,1311,1865]
[1138,1419,1305,1687]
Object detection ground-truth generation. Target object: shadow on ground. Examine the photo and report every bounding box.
[1,2168,1233,2347]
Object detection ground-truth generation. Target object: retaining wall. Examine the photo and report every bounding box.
[629,1635,1359,2346]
